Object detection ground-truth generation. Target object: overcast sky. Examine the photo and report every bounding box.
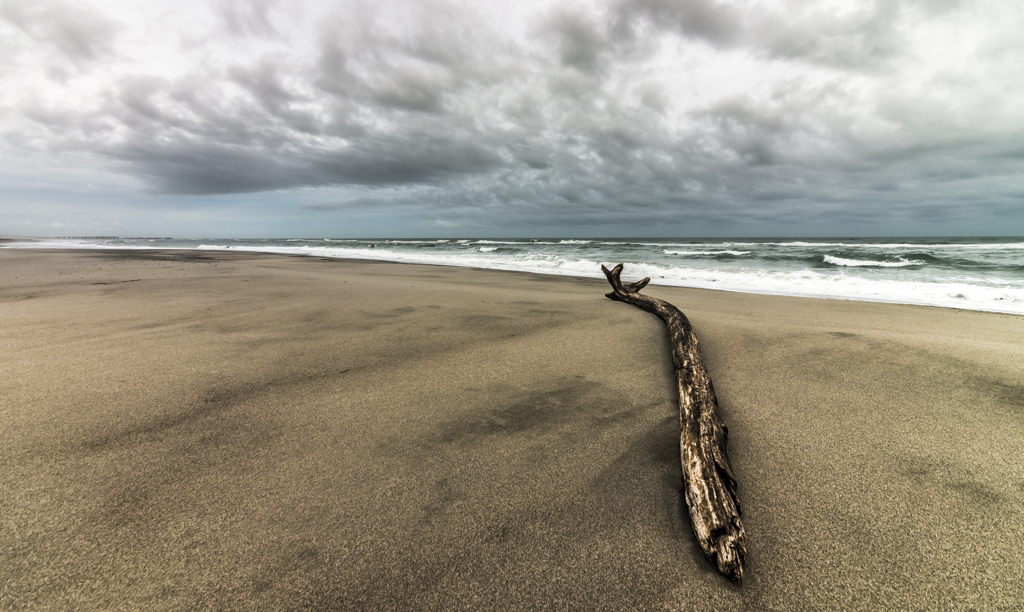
[2,0,1022,238]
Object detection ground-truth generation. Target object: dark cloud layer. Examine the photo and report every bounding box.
[2,0,1023,235]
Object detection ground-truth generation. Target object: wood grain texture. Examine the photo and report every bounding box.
[602,263,746,582]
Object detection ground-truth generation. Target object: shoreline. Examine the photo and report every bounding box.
[2,248,1022,610]
[4,243,1024,317]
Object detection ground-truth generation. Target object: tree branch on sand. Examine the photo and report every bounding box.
[601,263,746,582]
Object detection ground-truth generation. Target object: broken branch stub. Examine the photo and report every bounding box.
[601,263,746,582]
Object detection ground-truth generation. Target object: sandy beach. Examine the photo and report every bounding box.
[2,248,1022,611]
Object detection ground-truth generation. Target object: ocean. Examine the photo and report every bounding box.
[11,236,1024,315]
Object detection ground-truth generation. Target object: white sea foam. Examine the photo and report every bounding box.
[709,241,1024,250]
[816,242,1024,250]
[824,255,925,267]
[665,250,750,256]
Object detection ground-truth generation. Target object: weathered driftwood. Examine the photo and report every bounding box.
[601,263,745,582]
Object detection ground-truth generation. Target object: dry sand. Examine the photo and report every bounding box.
[2,248,1022,611]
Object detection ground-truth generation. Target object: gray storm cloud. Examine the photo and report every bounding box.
[1,0,1022,234]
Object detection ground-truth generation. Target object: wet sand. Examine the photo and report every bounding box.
[2,248,1022,611]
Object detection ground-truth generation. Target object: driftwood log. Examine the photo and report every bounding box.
[602,263,746,582]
